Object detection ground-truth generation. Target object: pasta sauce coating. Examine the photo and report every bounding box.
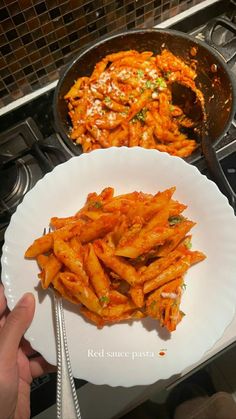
[65,49,204,157]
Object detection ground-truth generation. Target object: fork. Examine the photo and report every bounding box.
[44,228,81,419]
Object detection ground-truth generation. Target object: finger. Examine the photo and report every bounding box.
[0,284,7,317]
[21,337,40,358]
[21,337,47,360]
[0,293,35,367]
[0,314,7,329]
[30,356,57,378]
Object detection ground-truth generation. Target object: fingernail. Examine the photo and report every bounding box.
[16,293,34,308]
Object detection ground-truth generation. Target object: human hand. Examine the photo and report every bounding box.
[0,284,55,419]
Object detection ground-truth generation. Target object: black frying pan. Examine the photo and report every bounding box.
[53,29,236,205]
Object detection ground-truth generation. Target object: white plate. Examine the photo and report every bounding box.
[2,147,236,387]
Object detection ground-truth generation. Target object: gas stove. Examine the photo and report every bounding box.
[0,0,236,416]
[0,118,71,243]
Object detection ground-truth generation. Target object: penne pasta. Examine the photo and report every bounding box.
[54,238,89,284]
[84,243,110,305]
[59,272,102,314]
[64,49,203,156]
[41,253,62,289]
[130,285,144,308]
[93,240,140,286]
[115,226,175,259]
[143,255,192,294]
[25,186,206,332]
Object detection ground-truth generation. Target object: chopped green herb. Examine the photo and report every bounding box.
[132,108,147,123]
[104,96,111,104]
[89,201,103,209]
[181,283,187,291]
[184,238,192,249]
[137,69,144,78]
[100,295,109,303]
[145,80,153,89]
[169,105,175,112]
[156,77,167,89]
[168,215,184,226]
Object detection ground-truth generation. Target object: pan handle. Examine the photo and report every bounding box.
[201,128,236,213]
[204,17,236,64]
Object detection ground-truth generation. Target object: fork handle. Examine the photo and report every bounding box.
[54,295,81,419]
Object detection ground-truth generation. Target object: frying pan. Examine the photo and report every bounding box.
[53,28,236,206]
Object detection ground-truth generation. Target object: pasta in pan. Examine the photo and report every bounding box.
[25,186,206,332]
[65,49,204,157]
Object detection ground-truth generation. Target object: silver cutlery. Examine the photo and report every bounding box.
[44,228,81,419]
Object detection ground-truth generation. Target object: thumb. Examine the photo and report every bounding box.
[0,293,35,367]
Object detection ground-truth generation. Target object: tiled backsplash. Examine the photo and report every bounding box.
[0,0,204,108]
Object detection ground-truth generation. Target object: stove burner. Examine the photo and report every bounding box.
[204,17,236,65]
[0,158,19,202]
[0,157,30,215]
[210,21,235,46]
[0,118,70,243]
